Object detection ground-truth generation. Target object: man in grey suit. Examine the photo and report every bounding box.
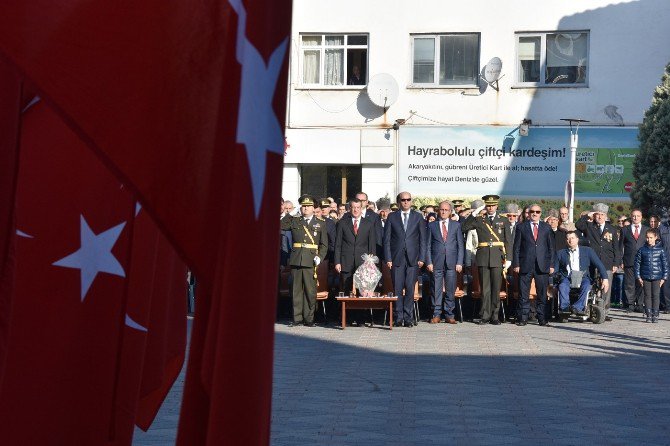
[426,201,463,324]
[383,191,427,327]
[620,209,647,311]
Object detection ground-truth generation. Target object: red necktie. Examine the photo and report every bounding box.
[442,220,448,242]
[634,225,639,240]
[353,218,358,235]
[533,223,538,241]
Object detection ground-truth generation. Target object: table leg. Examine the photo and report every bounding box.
[341,301,346,330]
[389,302,393,330]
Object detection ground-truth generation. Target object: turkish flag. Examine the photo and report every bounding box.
[0,0,292,444]
[0,101,137,443]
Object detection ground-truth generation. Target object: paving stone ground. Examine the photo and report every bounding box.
[134,309,670,445]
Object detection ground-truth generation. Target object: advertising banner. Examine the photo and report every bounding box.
[398,126,638,199]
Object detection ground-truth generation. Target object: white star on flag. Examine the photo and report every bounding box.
[53,215,126,301]
[229,0,288,218]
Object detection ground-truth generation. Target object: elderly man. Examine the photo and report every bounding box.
[462,195,511,325]
[576,203,621,321]
[426,201,463,324]
[513,204,555,326]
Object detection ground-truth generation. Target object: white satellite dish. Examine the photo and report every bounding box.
[482,57,503,90]
[366,73,399,111]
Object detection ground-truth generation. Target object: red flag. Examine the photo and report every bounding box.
[0,58,21,383]
[0,1,292,444]
[0,101,136,443]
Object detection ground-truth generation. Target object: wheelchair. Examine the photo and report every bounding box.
[555,273,606,324]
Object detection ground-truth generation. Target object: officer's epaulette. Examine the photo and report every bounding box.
[317,216,325,221]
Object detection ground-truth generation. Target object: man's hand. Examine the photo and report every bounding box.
[601,278,610,293]
[504,260,511,269]
[335,264,342,273]
[427,264,434,273]
[418,261,424,268]
[456,265,463,273]
[549,267,554,275]
[473,205,486,217]
[612,266,618,273]
[513,266,520,273]
[314,256,321,266]
[451,214,459,221]
[638,278,643,286]
[386,261,392,269]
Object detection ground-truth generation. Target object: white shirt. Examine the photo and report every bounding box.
[568,247,580,274]
[351,217,360,227]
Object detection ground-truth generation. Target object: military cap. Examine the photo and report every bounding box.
[452,199,464,207]
[298,195,316,206]
[419,205,427,212]
[482,194,500,206]
[390,203,399,211]
[319,199,330,209]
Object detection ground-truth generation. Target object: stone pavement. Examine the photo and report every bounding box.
[135,309,670,445]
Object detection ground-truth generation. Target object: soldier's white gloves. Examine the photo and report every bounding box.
[474,205,486,216]
[314,256,321,266]
[504,261,511,269]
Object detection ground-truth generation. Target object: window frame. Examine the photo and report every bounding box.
[514,30,590,88]
[408,32,482,89]
[298,33,369,89]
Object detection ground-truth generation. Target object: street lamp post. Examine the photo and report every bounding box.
[560,118,589,222]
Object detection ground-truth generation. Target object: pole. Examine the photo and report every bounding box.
[569,130,578,222]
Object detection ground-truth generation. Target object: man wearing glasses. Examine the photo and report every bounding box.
[512,204,555,326]
[384,192,427,327]
[576,203,621,321]
[462,195,511,325]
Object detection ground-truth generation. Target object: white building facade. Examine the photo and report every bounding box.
[283,0,670,205]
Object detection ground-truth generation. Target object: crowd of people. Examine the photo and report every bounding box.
[279,191,669,328]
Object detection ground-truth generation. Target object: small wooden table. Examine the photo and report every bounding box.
[336,296,398,330]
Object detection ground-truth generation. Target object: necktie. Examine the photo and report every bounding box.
[353,218,358,235]
[533,223,538,241]
[403,212,408,230]
[489,215,494,224]
[442,220,448,241]
[634,225,639,240]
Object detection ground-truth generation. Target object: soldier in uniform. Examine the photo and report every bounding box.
[452,199,465,222]
[462,194,511,325]
[319,199,336,263]
[280,195,328,326]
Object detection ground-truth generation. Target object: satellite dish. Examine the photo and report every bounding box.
[481,57,503,91]
[366,73,399,111]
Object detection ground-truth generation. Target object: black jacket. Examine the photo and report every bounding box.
[634,244,668,281]
[576,216,621,270]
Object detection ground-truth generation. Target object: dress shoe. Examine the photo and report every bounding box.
[516,320,527,326]
[477,319,489,325]
[304,321,315,327]
[430,316,441,324]
[573,308,586,316]
[490,320,501,325]
[538,320,550,327]
[289,321,303,327]
[393,321,404,328]
[445,318,457,324]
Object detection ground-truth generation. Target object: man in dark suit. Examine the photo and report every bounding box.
[319,199,337,263]
[280,195,329,327]
[343,192,383,260]
[426,201,463,324]
[462,194,511,325]
[334,197,377,294]
[576,203,621,320]
[512,203,555,326]
[383,191,427,327]
[620,209,647,311]
[554,231,609,315]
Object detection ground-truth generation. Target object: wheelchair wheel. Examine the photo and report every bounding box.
[590,304,606,324]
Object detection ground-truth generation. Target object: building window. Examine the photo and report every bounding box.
[411,34,480,87]
[300,34,368,87]
[516,31,589,86]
